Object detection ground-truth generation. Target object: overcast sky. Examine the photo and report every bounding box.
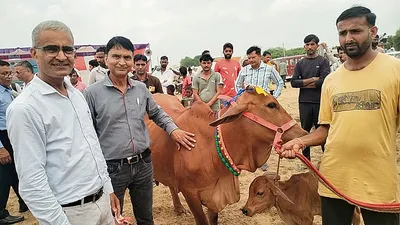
[1,0,399,65]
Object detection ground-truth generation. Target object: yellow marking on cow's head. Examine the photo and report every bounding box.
[255,86,269,96]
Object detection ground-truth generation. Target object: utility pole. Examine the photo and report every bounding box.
[283,42,286,57]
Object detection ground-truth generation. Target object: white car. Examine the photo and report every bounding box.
[386,51,400,58]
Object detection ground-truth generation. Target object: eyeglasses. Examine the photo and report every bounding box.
[0,71,12,77]
[35,45,75,57]
[15,69,27,75]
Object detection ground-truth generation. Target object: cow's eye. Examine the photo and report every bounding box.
[266,103,277,109]
[256,191,264,196]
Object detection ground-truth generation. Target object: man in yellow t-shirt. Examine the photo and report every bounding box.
[281,6,400,225]
[263,51,279,95]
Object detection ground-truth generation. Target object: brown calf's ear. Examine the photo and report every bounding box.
[269,183,294,205]
[264,172,280,182]
[245,85,256,92]
[209,103,248,127]
[264,172,277,178]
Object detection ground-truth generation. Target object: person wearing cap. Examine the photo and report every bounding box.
[69,69,87,92]
[240,55,250,67]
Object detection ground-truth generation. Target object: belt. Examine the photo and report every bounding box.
[107,148,151,165]
[61,187,103,208]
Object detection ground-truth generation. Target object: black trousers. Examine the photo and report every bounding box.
[280,75,287,87]
[299,103,325,160]
[0,130,24,219]
[321,197,400,225]
[107,153,154,225]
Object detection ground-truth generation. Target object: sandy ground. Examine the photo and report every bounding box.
[6,84,400,224]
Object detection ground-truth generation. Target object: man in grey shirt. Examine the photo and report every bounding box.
[278,60,288,88]
[84,36,195,225]
[192,54,223,111]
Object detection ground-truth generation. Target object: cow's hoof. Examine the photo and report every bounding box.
[174,207,189,216]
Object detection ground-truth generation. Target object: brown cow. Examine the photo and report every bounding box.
[146,86,307,225]
[242,172,361,225]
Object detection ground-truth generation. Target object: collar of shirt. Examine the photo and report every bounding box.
[249,62,267,70]
[0,85,13,99]
[198,70,218,77]
[96,66,108,74]
[102,71,136,89]
[0,85,9,93]
[30,76,77,95]
[25,76,35,86]
[132,73,150,82]
[73,81,83,87]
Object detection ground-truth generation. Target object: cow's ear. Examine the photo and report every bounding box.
[264,172,280,181]
[269,183,294,205]
[209,103,248,127]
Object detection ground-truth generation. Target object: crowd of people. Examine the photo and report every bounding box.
[0,5,399,225]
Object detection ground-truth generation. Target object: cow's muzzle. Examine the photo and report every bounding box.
[241,208,248,216]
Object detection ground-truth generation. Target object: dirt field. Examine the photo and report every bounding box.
[6,84,400,224]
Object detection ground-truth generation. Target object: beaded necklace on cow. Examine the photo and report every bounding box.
[215,111,241,176]
[214,89,247,176]
[215,87,297,177]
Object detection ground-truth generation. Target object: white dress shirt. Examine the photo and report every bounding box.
[152,68,175,93]
[13,82,22,93]
[88,66,108,85]
[6,76,113,225]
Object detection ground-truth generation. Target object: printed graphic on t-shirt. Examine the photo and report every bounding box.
[332,89,381,112]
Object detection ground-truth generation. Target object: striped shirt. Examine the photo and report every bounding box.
[235,62,284,98]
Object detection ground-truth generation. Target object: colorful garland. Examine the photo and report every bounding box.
[215,125,241,176]
[216,85,268,176]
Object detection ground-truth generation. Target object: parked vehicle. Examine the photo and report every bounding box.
[275,54,305,80]
[387,51,400,59]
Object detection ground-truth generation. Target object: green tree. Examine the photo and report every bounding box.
[386,35,394,49]
[285,47,305,56]
[393,28,400,51]
[264,47,285,58]
[264,47,305,59]
[385,29,400,51]
[180,56,200,67]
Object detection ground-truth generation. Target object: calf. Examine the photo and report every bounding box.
[242,172,361,225]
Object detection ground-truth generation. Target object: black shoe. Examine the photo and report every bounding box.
[18,204,28,213]
[0,215,24,224]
